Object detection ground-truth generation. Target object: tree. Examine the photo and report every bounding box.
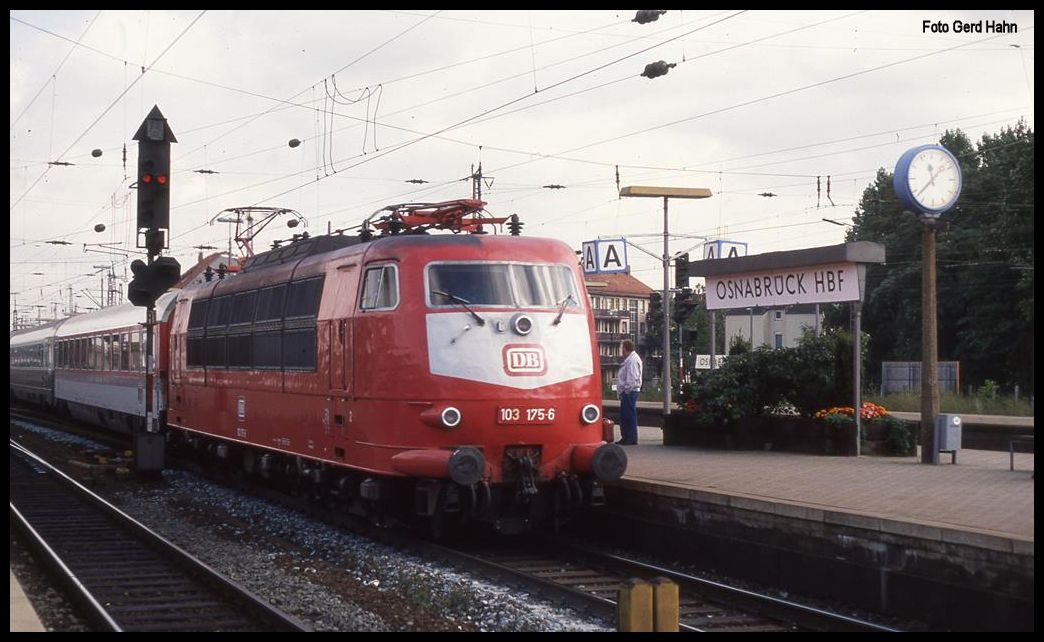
[840,123,1034,392]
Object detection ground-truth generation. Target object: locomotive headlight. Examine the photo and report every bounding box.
[580,404,601,424]
[420,406,463,429]
[511,313,533,336]
[441,406,462,428]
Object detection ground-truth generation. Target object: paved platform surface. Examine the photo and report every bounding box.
[10,569,46,632]
[613,424,1034,544]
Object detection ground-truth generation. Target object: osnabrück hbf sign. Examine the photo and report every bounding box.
[681,242,886,311]
[706,261,860,310]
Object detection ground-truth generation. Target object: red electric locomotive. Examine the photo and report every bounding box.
[166,200,625,533]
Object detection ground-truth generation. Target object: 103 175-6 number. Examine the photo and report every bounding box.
[497,406,556,424]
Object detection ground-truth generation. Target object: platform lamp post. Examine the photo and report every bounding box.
[619,186,712,415]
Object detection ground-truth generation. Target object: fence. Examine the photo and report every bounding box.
[880,361,959,395]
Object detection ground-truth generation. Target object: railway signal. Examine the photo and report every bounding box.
[674,252,689,288]
[127,257,181,307]
[133,105,177,252]
[130,106,178,473]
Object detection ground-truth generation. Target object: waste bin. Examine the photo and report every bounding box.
[934,414,962,463]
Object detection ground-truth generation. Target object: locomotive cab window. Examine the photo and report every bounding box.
[360,265,398,310]
[427,262,580,308]
[427,264,513,306]
[511,264,579,308]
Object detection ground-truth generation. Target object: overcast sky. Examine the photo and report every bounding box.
[9,9,1034,326]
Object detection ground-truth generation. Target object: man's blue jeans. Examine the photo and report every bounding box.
[619,391,639,444]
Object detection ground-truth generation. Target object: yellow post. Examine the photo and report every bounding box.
[652,577,679,632]
[617,578,653,632]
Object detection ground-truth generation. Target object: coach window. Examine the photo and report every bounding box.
[110,334,120,371]
[360,265,398,310]
[130,331,142,371]
[120,332,130,370]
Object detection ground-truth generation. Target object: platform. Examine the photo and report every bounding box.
[10,568,46,632]
[617,424,1033,544]
[595,423,1034,630]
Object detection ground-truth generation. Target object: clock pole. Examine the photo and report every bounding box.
[894,144,962,465]
[920,217,940,464]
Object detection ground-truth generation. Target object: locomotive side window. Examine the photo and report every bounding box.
[227,291,256,369]
[256,285,287,321]
[361,265,398,310]
[207,296,233,329]
[187,297,208,368]
[285,277,324,318]
[205,296,232,369]
[230,291,257,325]
[227,334,253,368]
[188,299,209,329]
[283,276,323,370]
[283,328,317,370]
[253,331,282,369]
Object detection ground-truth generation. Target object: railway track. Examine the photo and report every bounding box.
[12,410,897,632]
[10,439,308,632]
[421,538,899,632]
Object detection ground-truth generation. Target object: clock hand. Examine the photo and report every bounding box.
[915,165,946,197]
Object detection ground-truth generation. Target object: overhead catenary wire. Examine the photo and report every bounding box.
[9,12,1033,315]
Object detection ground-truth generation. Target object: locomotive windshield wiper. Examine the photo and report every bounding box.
[433,290,486,326]
[552,294,576,325]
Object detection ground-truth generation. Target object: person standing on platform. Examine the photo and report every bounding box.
[615,339,643,445]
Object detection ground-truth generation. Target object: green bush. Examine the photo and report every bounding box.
[878,414,915,456]
[678,328,862,424]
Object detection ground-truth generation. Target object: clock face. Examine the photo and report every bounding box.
[905,147,961,212]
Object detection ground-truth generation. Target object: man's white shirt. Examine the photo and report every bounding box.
[616,352,643,393]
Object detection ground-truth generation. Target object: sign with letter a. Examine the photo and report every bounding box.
[704,240,748,260]
[581,238,629,274]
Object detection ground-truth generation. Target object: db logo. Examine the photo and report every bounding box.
[502,345,547,376]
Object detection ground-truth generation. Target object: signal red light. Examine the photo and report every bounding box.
[141,173,153,183]
[157,174,167,185]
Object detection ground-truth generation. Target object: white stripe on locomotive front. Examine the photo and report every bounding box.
[425,311,593,389]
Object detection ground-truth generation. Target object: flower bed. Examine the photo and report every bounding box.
[663,402,914,457]
[664,414,858,455]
